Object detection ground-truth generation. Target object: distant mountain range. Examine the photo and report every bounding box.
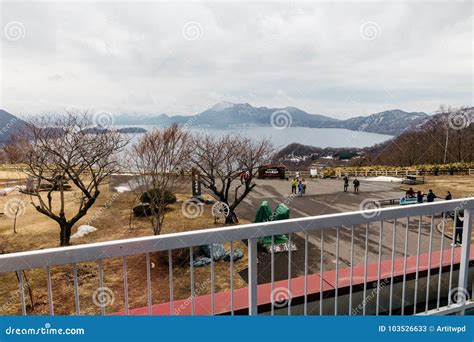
[331,109,429,135]
[0,110,28,144]
[0,103,431,145]
[113,101,429,136]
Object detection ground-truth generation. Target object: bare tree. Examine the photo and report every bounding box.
[131,124,191,235]
[9,198,25,234]
[3,133,30,164]
[191,134,273,223]
[18,111,127,246]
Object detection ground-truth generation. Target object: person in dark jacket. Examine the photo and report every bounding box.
[417,191,424,203]
[406,187,416,198]
[452,211,464,246]
[426,189,438,202]
[353,178,360,193]
[343,176,349,192]
[445,191,452,200]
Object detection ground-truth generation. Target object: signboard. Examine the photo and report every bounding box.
[191,168,201,197]
[265,169,279,174]
[257,165,286,179]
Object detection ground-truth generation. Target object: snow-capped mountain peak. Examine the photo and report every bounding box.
[210,101,235,111]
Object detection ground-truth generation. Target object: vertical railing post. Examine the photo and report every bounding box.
[458,208,473,314]
[248,238,258,316]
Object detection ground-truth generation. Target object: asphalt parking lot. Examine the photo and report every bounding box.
[236,178,449,284]
[110,175,451,286]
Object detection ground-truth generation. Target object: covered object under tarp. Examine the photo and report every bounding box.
[255,201,296,252]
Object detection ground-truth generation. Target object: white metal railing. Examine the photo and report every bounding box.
[0,198,473,316]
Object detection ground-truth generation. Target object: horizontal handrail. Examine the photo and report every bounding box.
[0,198,473,273]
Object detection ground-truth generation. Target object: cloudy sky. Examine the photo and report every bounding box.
[1,1,472,119]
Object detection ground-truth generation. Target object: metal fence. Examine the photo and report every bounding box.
[0,198,473,316]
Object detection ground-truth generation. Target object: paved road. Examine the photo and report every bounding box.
[235,178,451,284]
[110,175,451,285]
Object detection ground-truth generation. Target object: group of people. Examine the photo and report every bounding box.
[290,177,306,196]
[404,188,452,204]
[405,188,464,246]
[343,176,360,193]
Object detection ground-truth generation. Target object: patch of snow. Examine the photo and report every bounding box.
[71,225,98,239]
[365,176,402,183]
[0,186,26,196]
[211,101,234,111]
[0,180,22,185]
[111,173,139,176]
[115,186,131,193]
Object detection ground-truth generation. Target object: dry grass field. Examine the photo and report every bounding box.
[0,172,249,315]
[399,175,474,241]
[413,175,474,199]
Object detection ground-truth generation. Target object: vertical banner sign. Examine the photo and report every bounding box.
[192,168,201,197]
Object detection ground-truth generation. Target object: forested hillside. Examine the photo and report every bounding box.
[357,107,473,166]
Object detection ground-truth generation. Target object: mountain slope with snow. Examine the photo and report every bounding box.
[113,103,429,135]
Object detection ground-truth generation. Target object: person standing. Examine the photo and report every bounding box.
[290,178,297,194]
[452,211,464,246]
[353,178,360,193]
[298,180,303,196]
[427,189,438,202]
[301,178,307,194]
[343,176,349,192]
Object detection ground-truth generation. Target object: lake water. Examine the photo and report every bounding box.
[124,126,393,148]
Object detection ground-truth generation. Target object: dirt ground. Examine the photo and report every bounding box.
[0,173,249,315]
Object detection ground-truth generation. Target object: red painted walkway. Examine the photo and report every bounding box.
[113,245,474,315]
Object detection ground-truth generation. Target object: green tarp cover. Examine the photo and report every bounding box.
[254,201,272,223]
[273,203,290,220]
[255,201,289,247]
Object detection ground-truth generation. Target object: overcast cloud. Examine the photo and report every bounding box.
[1,1,472,118]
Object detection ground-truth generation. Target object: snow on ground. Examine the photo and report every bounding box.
[71,225,98,239]
[115,185,131,193]
[0,186,26,196]
[364,176,402,183]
